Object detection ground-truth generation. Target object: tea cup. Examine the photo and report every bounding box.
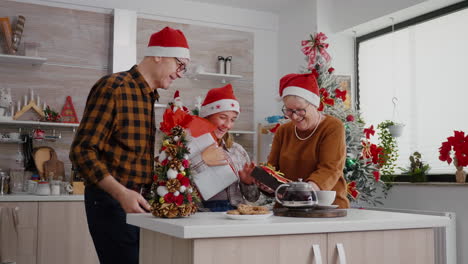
[316,190,336,206]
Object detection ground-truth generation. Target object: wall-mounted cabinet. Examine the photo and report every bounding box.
[0,54,47,66]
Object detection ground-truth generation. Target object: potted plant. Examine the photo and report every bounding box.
[379,120,405,138]
[399,152,430,182]
[439,130,468,183]
[377,121,399,182]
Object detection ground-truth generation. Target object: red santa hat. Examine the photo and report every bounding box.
[144,26,190,59]
[279,73,320,107]
[200,84,240,118]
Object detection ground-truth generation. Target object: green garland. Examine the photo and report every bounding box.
[377,120,399,182]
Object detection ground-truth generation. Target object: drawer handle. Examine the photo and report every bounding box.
[311,244,323,264]
[336,243,347,264]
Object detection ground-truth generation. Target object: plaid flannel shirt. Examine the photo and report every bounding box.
[70,65,159,189]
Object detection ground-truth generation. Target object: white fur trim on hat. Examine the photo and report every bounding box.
[282,86,320,107]
[200,99,240,118]
[144,46,190,59]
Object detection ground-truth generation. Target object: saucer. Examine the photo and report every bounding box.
[315,204,339,209]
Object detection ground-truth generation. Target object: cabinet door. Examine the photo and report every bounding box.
[37,201,98,264]
[327,228,434,264]
[0,202,38,264]
[191,233,327,264]
[279,233,327,264]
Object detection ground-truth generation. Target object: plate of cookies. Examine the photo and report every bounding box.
[224,204,273,220]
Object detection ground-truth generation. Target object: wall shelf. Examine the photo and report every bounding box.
[0,54,47,65]
[0,120,79,128]
[231,130,255,135]
[192,72,242,83]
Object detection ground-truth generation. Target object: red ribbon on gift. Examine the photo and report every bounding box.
[301,32,331,70]
[159,108,216,138]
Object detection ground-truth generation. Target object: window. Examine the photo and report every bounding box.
[358,4,468,174]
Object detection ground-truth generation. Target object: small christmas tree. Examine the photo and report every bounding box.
[300,32,391,205]
[149,91,200,218]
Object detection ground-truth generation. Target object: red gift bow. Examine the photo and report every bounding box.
[301,32,331,70]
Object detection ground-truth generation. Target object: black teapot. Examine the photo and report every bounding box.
[275,178,318,208]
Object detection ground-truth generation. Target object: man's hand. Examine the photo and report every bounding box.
[97,176,151,213]
[202,143,228,166]
[239,162,256,184]
[115,188,151,213]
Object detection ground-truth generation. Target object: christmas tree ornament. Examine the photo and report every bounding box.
[149,91,201,218]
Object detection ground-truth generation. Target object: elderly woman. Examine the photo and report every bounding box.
[193,84,259,212]
[267,73,350,208]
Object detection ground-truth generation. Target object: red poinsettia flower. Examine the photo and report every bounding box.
[346,115,355,122]
[161,159,169,166]
[174,194,184,206]
[373,171,381,182]
[182,159,190,168]
[164,192,175,203]
[439,130,468,167]
[318,88,335,111]
[186,194,193,202]
[363,125,375,139]
[347,181,359,199]
[177,174,191,187]
[334,88,347,101]
[328,67,335,74]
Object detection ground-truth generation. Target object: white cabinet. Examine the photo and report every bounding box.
[0,201,98,264]
[139,228,435,264]
[140,228,434,264]
[37,202,99,264]
[0,202,38,264]
[327,229,434,264]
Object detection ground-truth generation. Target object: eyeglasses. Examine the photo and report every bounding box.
[281,105,308,117]
[175,58,187,74]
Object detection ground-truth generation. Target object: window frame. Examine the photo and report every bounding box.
[355,1,468,181]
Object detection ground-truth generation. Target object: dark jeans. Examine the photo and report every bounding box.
[203,200,235,212]
[84,185,139,264]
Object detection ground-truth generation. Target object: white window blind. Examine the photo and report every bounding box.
[358,8,468,174]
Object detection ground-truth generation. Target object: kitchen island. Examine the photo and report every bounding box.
[127,209,450,264]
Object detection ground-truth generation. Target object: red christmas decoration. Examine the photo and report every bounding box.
[60,96,79,123]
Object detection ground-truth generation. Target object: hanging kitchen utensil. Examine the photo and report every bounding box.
[43,149,65,181]
[33,146,54,179]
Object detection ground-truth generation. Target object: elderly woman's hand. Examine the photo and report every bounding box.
[254,179,275,194]
[239,162,256,184]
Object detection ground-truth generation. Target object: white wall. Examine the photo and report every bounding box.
[15,0,280,125]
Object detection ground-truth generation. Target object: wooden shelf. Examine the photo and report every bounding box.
[0,54,47,65]
[230,130,255,135]
[0,120,79,128]
[192,72,242,83]
[0,139,25,144]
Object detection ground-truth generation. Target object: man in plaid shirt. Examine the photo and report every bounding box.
[70,26,190,264]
